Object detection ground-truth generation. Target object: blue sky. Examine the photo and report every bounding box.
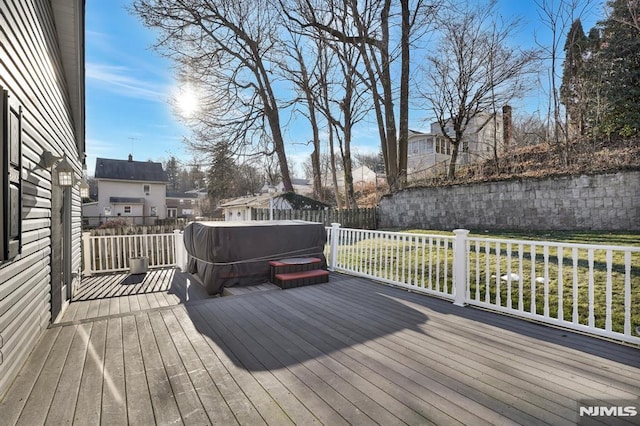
[85,0,603,178]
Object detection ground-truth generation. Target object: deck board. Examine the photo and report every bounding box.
[1,272,638,425]
[45,322,92,424]
[135,312,184,425]
[159,309,239,425]
[73,319,107,425]
[121,315,156,426]
[147,310,211,424]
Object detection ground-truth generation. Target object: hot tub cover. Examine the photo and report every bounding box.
[183,220,327,295]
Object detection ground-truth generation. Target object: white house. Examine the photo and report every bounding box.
[408,112,504,180]
[220,194,292,221]
[336,165,378,191]
[92,155,168,225]
[260,178,314,195]
[220,192,329,221]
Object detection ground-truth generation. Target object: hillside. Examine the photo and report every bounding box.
[408,138,640,188]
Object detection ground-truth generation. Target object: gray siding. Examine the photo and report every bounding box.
[0,0,83,398]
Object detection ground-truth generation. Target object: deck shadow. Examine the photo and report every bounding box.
[75,268,210,302]
[184,273,431,371]
[344,275,640,370]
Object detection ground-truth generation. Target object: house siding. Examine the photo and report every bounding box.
[0,0,83,399]
[97,180,167,222]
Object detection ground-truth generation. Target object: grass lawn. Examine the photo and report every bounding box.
[334,229,640,337]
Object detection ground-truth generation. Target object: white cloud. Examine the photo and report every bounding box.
[86,62,169,103]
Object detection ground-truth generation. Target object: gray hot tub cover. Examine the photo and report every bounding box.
[183,220,327,294]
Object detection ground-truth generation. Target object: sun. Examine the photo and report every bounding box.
[176,85,199,118]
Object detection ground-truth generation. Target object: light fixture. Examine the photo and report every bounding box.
[38,150,78,188]
[55,156,75,187]
[79,178,90,198]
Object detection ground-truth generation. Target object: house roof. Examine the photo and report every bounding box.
[95,157,168,182]
[220,194,272,209]
[220,192,330,210]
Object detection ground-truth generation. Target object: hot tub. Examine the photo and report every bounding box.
[183,220,327,295]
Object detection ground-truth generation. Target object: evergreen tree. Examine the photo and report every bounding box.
[596,0,640,136]
[561,19,588,137]
[206,143,236,201]
[164,156,181,192]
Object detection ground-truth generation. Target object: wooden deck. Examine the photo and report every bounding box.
[1,272,639,425]
[61,268,213,322]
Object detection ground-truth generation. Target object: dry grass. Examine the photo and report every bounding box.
[408,138,640,188]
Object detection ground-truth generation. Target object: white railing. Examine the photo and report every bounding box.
[464,235,640,345]
[81,225,639,344]
[326,224,640,345]
[82,231,181,275]
[326,224,456,300]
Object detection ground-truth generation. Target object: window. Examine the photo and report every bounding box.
[1,87,22,261]
[167,208,177,218]
[143,184,150,194]
[425,138,434,154]
[150,206,157,216]
[124,206,131,214]
[435,137,452,155]
[104,206,112,216]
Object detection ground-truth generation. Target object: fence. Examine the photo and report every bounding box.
[80,224,640,345]
[252,207,378,229]
[82,232,181,275]
[325,224,640,345]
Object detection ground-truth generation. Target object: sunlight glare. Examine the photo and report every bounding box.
[177,85,199,118]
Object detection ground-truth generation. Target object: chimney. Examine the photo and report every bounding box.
[128,153,133,162]
[502,105,513,149]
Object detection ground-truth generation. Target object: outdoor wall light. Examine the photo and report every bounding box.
[55,156,74,187]
[38,150,76,187]
[79,178,90,198]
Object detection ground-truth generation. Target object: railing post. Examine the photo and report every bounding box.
[329,223,341,271]
[82,231,92,277]
[452,229,470,307]
[174,230,187,271]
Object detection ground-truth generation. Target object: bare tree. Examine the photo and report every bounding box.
[132,0,295,192]
[535,0,595,163]
[286,7,372,208]
[316,40,344,208]
[326,40,371,208]
[512,112,549,147]
[419,0,540,179]
[283,0,438,191]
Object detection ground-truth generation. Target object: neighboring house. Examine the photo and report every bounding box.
[0,0,85,399]
[220,192,329,221]
[336,165,378,191]
[407,112,504,180]
[260,178,314,195]
[166,192,199,219]
[92,155,168,225]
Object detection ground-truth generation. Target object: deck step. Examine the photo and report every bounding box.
[274,269,329,289]
[269,257,322,282]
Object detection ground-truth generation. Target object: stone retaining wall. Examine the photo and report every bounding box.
[378,172,639,231]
